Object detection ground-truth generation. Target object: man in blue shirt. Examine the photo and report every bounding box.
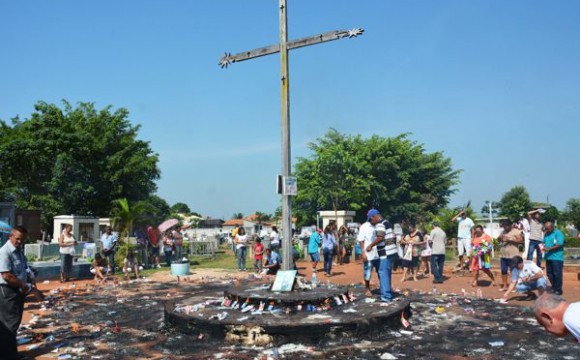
[543,221,565,295]
[100,227,118,274]
[0,226,30,360]
[262,248,281,275]
[307,227,321,275]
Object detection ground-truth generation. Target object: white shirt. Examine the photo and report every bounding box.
[564,302,580,342]
[512,260,542,283]
[457,216,474,240]
[520,218,530,233]
[236,234,248,250]
[270,231,280,245]
[357,222,378,261]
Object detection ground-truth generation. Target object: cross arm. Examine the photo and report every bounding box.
[219,28,364,68]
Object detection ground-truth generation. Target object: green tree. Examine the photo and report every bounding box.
[142,195,172,225]
[481,201,499,218]
[232,212,244,219]
[497,186,532,223]
[541,206,560,223]
[171,202,191,215]
[0,100,160,229]
[293,129,460,226]
[563,198,580,229]
[110,198,153,241]
[254,211,272,230]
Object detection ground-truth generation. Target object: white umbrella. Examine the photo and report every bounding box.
[158,219,179,233]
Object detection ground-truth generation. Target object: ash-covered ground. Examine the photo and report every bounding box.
[20,277,579,360]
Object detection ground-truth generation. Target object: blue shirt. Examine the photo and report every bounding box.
[543,229,565,261]
[0,240,28,286]
[101,232,118,251]
[308,232,321,254]
[267,251,281,266]
[322,233,336,250]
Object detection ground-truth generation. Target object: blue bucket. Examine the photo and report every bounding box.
[171,261,190,276]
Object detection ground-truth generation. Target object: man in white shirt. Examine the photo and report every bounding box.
[502,255,547,302]
[451,210,474,270]
[429,222,447,284]
[357,209,381,297]
[535,294,580,343]
[519,214,531,257]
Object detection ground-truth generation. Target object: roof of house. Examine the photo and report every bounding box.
[223,219,244,226]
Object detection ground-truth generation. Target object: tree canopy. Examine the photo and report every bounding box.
[171,202,192,215]
[293,129,461,225]
[0,100,160,228]
[563,198,580,229]
[497,185,531,222]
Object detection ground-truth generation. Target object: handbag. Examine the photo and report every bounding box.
[403,243,413,261]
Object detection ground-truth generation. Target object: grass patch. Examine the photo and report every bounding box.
[189,252,237,269]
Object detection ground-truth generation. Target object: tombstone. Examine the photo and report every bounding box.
[52,215,100,244]
[318,210,356,230]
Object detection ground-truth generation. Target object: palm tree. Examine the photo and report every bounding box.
[110,198,153,242]
[254,211,272,231]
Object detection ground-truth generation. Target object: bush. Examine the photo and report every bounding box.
[565,237,580,248]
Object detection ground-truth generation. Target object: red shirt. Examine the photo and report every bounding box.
[253,243,264,260]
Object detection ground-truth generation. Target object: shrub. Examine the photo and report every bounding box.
[565,237,580,248]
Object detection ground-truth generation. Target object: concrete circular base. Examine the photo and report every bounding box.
[164,280,410,345]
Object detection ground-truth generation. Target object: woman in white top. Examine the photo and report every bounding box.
[270,226,280,251]
[235,227,248,271]
[59,224,77,282]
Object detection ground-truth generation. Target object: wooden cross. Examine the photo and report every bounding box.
[219,0,364,270]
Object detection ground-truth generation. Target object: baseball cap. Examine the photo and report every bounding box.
[367,209,380,220]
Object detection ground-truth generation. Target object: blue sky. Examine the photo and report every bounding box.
[1,1,579,219]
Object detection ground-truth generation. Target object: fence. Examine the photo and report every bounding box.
[189,241,217,257]
[24,243,86,261]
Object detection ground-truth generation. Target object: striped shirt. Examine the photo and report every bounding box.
[375,222,398,257]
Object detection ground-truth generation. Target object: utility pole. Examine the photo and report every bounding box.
[219,1,363,270]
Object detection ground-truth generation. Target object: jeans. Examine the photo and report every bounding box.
[237,246,247,270]
[431,254,446,282]
[0,285,25,360]
[60,254,73,277]
[363,258,381,281]
[378,255,395,301]
[174,245,182,261]
[527,239,543,267]
[516,277,547,293]
[545,259,563,293]
[323,248,334,275]
[164,250,172,267]
[106,250,116,274]
[254,258,262,272]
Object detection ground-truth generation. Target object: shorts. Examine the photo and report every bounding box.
[457,238,472,256]
[309,252,320,262]
[363,258,381,281]
[500,257,513,275]
[402,256,419,269]
[90,266,108,275]
[516,277,547,293]
[150,247,160,256]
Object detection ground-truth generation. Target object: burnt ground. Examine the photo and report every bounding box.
[18,268,580,360]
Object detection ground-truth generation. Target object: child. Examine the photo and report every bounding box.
[253,237,264,273]
[90,253,109,285]
[123,251,141,280]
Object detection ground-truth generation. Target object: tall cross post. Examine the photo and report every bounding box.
[219,0,364,270]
